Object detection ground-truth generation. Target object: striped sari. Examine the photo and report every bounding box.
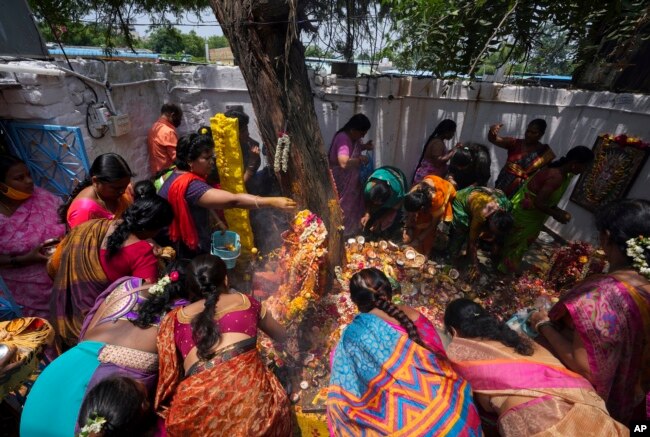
[327,313,482,436]
[48,219,112,351]
[550,275,650,423]
[447,338,627,436]
[495,139,555,198]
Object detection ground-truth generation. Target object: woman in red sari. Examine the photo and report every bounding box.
[445,298,627,436]
[488,119,555,198]
[49,181,173,350]
[531,199,650,423]
[155,254,291,436]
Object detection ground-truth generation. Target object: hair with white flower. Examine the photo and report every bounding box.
[78,414,106,437]
[148,275,171,297]
[626,236,650,280]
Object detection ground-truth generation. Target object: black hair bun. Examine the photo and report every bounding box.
[133,180,156,199]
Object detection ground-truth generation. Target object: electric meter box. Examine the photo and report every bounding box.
[108,114,131,137]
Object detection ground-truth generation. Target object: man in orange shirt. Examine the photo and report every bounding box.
[147,103,183,174]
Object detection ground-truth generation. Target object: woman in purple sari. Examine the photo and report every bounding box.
[329,114,374,236]
[21,261,189,437]
[531,199,650,424]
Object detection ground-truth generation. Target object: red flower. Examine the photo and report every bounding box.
[614,134,628,146]
[169,271,180,282]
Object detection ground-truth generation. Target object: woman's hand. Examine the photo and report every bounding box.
[270,197,297,211]
[528,309,550,331]
[363,140,374,150]
[22,244,49,264]
[488,123,503,137]
[360,213,371,228]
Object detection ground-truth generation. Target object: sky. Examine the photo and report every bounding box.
[132,11,223,39]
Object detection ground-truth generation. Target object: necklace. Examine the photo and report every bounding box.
[93,187,114,212]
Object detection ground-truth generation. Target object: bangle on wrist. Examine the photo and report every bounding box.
[535,320,553,333]
[254,196,260,209]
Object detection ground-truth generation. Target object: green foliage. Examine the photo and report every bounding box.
[305,45,335,59]
[144,27,185,55]
[28,0,209,52]
[304,1,392,62]
[207,35,228,49]
[381,0,649,79]
[182,30,206,57]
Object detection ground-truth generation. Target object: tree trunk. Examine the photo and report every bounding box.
[209,0,344,274]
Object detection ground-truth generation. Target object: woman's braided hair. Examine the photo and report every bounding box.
[186,254,228,361]
[349,268,425,348]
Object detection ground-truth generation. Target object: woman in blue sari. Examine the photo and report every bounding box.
[327,268,482,436]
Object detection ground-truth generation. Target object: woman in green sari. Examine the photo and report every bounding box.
[498,146,594,272]
[360,166,408,237]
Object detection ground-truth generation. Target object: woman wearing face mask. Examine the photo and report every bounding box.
[498,146,594,273]
[0,155,65,318]
[59,153,134,229]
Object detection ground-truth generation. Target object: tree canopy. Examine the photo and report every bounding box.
[382,0,649,85]
[28,0,650,90]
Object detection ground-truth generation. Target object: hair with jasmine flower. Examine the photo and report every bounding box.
[626,236,650,279]
[349,268,425,348]
[77,376,155,437]
[595,199,650,278]
[132,260,189,329]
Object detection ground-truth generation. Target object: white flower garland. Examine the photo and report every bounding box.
[148,275,171,296]
[626,236,650,279]
[274,133,291,173]
[78,415,106,437]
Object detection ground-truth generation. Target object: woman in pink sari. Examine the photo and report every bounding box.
[445,298,627,436]
[531,198,650,424]
[329,114,374,236]
[0,155,65,318]
[59,153,134,229]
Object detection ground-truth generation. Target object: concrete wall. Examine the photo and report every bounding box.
[1,59,649,243]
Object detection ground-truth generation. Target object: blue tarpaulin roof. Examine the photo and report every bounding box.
[48,46,159,59]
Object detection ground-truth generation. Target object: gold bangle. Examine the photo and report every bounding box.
[254,196,260,209]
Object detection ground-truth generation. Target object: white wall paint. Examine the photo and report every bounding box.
[1,59,649,243]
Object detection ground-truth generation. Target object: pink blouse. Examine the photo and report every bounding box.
[174,293,263,359]
[67,198,114,229]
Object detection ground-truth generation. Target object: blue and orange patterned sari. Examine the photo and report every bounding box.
[327,313,482,436]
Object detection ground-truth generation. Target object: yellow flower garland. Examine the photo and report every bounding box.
[210,113,254,257]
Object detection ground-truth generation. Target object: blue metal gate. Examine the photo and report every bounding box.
[1,121,90,198]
